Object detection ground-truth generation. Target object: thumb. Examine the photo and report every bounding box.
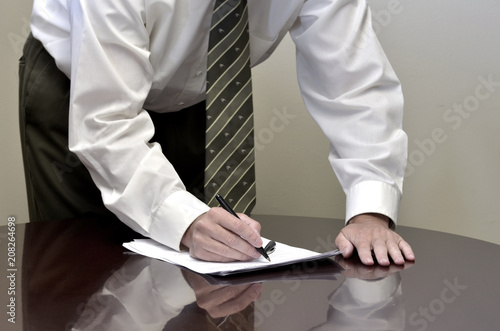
[335,230,354,258]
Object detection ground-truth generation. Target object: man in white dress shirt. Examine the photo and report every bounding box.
[19,0,414,265]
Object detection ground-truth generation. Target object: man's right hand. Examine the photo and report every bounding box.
[181,207,263,262]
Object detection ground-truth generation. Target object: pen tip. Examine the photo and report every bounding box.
[266,257,271,262]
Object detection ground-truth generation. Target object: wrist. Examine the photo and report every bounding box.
[348,213,394,229]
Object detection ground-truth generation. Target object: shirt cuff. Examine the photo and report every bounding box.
[149,190,210,251]
[150,259,196,310]
[342,273,401,304]
[345,181,402,226]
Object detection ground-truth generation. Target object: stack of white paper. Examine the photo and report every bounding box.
[123,238,341,276]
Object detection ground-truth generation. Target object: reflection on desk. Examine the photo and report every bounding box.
[65,256,406,331]
[2,215,499,330]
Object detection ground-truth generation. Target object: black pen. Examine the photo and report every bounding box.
[215,194,271,262]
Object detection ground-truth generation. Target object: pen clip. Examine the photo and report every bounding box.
[264,240,276,255]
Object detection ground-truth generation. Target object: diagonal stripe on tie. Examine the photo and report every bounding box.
[206,44,251,111]
[206,82,252,150]
[208,24,250,86]
[206,62,252,140]
[208,6,249,72]
[205,123,254,186]
[205,0,256,214]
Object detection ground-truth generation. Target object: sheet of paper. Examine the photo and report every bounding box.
[123,238,341,276]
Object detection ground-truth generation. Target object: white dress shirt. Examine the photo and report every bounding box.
[30,0,407,250]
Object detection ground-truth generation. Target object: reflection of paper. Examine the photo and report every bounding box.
[201,258,343,285]
[123,238,341,276]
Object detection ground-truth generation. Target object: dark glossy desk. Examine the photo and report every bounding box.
[1,215,499,331]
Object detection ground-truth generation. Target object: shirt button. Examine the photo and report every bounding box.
[178,102,185,106]
[196,71,204,77]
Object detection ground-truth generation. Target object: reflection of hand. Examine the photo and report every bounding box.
[181,207,263,262]
[335,254,413,280]
[335,213,415,266]
[182,269,262,318]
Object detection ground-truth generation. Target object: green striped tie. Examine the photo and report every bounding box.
[204,0,256,214]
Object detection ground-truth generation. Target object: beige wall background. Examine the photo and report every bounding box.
[1,1,499,245]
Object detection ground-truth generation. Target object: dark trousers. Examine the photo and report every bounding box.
[19,34,206,222]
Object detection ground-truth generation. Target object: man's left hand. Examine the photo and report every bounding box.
[335,213,415,266]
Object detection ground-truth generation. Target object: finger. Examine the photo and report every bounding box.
[335,230,355,258]
[192,247,251,262]
[398,239,416,261]
[238,213,262,235]
[386,240,405,265]
[194,214,260,260]
[189,228,258,262]
[218,211,263,248]
[208,226,261,260]
[356,241,375,266]
[190,245,234,262]
[190,237,255,262]
[372,239,390,266]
